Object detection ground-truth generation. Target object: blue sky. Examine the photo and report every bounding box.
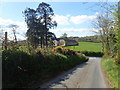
[0,1,117,40]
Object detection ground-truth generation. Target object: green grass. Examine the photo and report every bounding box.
[66,42,102,52]
[101,58,120,88]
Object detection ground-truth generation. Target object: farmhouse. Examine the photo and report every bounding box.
[53,38,79,46]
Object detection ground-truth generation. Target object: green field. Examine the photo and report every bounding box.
[66,42,102,52]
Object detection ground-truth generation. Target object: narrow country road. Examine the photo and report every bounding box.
[39,57,107,88]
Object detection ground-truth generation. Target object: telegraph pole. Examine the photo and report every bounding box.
[4,32,7,50]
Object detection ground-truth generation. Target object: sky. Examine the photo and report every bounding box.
[0,0,118,40]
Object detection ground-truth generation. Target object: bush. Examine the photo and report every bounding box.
[2,49,45,87]
[2,47,89,88]
[63,48,76,55]
[114,55,120,64]
[77,51,104,57]
[52,46,63,54]
[52,46,76,55]
[2,49,31,87]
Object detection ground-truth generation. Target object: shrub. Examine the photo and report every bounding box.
[62,48,76,55]
[2,49,31,87]
[114,55,120,64]
[77,51,104,57]
[2,49,45,87]
[2,47,89,88]
[52,46,63,54]
[53,46,76,55]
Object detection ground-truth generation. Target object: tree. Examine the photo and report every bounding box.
[0,26,4,42]
[47,31,57,47]
[24,8,40,48]
[117,2,120,63]
[60,33,68,40]
[8,24,19,43]
[92,1,120,58]
[36,2,57,47]
[23,2,57,48]
[112,2,120,63]
[93,13,115,56]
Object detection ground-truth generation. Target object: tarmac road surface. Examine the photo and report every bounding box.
[39,57,107,88]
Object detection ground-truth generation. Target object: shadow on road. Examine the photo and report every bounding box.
[40,61,89,88]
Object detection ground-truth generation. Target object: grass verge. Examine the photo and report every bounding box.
[101,57,120,88]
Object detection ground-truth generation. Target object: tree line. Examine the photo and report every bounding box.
[60,33,101,43]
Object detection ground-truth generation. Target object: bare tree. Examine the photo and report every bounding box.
[93,13,114,56]
[8,24,19,43]
[0,26,4,42]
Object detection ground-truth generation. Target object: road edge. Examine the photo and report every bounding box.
[100,59,112,88]
[39,61,89,88]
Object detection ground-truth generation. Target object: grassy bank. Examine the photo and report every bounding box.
[2,47,88,88]
[101,58,120,88]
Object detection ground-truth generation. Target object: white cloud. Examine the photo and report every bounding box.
[70,15,96,24]
[0,13,97,29]
[53,14,97,25]
[50,28,98,37]
[53,15,70,25]
[0,13,98,40]
[50,27,97,33]
[0,17,27,29]
[0,17,27,40]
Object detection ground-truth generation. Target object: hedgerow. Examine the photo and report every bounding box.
[2,47,88,88]
[77,51,104,57]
